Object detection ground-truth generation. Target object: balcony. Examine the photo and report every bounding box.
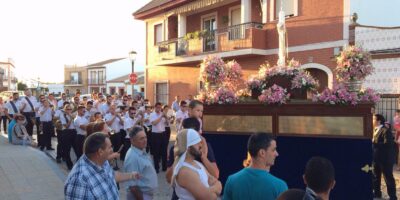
[65,80,83,86]
[154,22,266,65]
[88,79,106,85]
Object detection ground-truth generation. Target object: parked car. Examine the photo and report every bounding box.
[0,91,25,102]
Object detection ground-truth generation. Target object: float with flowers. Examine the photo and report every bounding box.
[198,46,377,199]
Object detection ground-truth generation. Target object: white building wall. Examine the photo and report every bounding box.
[356,27,400,94]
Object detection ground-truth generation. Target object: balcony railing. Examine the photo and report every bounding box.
[65,80,83,85]
[154,22,265,63]
[88,79,106,85]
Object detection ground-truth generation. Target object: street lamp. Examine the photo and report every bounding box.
[129,50,137,97]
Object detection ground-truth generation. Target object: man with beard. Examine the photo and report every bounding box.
[223,133,287,200]
[172,129,222,200]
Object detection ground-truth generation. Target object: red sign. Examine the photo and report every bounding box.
[129,73,137,84]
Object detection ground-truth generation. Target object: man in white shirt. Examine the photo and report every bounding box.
[175,101,189,133]
[48,93,58,109]
[121,107,141,161]
[150,102,167,173]
[57,93,68,110]
[74,105,89,159]
[5,92,21,120]
[59,103,76,170]
[84,101,97,122]
[105,105,124,153]
[20,89,38,137]
[101,95,113,115]
[39,100,54,151]
[171,96,181,113]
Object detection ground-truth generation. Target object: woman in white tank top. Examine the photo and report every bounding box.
[172,129,222,200]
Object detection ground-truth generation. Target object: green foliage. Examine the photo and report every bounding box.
[17,82,27,91]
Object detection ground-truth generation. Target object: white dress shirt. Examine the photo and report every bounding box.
[150,112,166,133]
[21,96,38,112]
[74,115,89,136]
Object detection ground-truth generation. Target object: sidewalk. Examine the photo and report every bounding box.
[0,133,66,200]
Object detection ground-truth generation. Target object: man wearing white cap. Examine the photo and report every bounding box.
[172,129,222,200]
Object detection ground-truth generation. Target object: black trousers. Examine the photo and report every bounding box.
[110,131,122,153]
[121,138,131,161]
[62,129,77,168]
[74,134,85,159]
[1,116,7,133]
[22,112,34,136]
[373,160,397,199]
[152,132,167,172]
[42,121,54,149]
[56,129,63,159]
[35,117,41,135]
[145,126,152,153]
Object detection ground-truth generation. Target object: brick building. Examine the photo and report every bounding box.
[133,0,352,105]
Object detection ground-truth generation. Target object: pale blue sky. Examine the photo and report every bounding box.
[0,0,150,83]
[351,0,400,26]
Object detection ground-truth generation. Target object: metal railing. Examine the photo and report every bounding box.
[155,22,264,62]
[88,79,106,85]
[375,94,399,124]
[65,80,83,85]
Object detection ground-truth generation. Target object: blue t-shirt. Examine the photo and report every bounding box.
[223,168,288,200]
[8,119,16,143]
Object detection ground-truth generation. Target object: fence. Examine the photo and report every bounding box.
[375,94,399,124]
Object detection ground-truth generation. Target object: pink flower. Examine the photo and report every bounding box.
[336,46,374,82]
[258,84,290,104]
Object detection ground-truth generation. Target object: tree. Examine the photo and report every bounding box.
[17,82,27,91]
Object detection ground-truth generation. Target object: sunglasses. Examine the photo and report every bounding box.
[130,113,136,115]
[66,108,72,110]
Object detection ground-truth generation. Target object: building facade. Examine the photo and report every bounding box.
[355,25,400,94]
[134,0,352,105]
[64,64,88,95]
[106,72,145,96]
[0,58,17,91]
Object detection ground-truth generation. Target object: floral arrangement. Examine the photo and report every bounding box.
[258,84,290,104]
[202,87,238,105]
[291,71,319,90]
[258,59,300,80]
[224,60,244,90]
[358,88,380,103]
[313,84,380,105]
[247,76,262,90]
[336,45,374,82]
[200,55,226,88]
[313,84,359,105]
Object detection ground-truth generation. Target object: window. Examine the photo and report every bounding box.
[90,71,96,84]
[70,72,79,84]
[154,24,163,45]
[98,71,104,84]
[155,82,168,105]
[275,0,296,19]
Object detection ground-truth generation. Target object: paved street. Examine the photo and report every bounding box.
[0,132,65,200]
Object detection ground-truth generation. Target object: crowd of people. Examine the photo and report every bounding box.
[1,90,398,200]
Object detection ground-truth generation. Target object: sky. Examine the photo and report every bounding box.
[0,0,151,83]
[0,0,399,83]
[351,0,400,26]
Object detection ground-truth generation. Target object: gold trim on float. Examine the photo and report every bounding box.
[279,116,364,136]
[203,115,272,133]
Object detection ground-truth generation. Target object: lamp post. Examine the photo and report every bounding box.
[129,51,137,97]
